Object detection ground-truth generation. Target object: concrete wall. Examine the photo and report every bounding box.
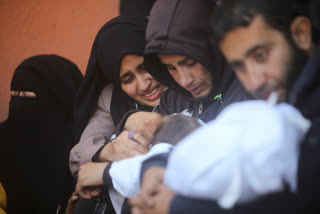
[0,0,119,121]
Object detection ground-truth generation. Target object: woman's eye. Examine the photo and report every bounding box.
[122,77,133,84]
[166,65,176,71]
[141,65,147,71]
[120,74,134,84]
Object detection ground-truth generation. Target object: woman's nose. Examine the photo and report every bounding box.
[137,75,151,91]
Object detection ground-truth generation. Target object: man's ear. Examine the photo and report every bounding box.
[291,16,312,51]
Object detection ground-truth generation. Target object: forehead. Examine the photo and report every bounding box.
[220,15,280,60]
[120,54,143,73]
[157,54,186,64]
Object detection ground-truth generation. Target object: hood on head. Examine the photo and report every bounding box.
[144,0,233,94]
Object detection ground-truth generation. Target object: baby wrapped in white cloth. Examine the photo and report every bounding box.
[164,100,311,209]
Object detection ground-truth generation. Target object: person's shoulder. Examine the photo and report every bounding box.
[161,86,191,102]
[98,84,114,111]
[100,84,114,99]
[157,86,192,114]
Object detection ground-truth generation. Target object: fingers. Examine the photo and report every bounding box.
[77,186,102,199]
[99,129,150,162]
[130,194,153,209]
[65,193,79,214]
[130,195,144,208]
[132,207,144,214]
[131,131,150,149]
[125,112,162,141]
[112,131,149,159]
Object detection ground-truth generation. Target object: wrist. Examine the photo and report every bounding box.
[96,162,109,185]
[98,143,112,162]
[124,113,136,130]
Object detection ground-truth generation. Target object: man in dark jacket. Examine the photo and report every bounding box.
[130,0,320,213]
[124,0,250,133]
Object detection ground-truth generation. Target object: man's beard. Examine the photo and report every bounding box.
[253,40,309,101]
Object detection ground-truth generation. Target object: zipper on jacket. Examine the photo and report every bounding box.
[198,102,203,115]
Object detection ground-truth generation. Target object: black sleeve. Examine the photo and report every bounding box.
[91,144,107,162]
[155,87,192,116]
[140,152,170,182]
[102,162,114,189]
[114,109,140,136]
[170,188,298,214]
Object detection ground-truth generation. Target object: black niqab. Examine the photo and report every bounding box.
[3,54,83,214]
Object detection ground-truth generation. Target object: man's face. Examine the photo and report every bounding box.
[158,54,212,99]
[220,15,306,101]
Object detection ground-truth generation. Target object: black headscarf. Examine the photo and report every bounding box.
[74,16,153,143]
[3,54,83,214]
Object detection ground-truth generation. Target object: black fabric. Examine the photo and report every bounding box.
[110,85,154,130]
[74,194,116,214]
[73,198,99,214]
[288,45,320,214]
[2,55,83,214]
[153,75,250,123]
[167,46,320,214]
[119,0,156,18]
[73,16,152,143]
[120,198,132,214]
[140,152,171,183]
[103,163,114,190]
[0,120,21,213]
[143,0,252,122]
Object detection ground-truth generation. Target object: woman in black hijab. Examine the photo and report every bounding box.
[0,54,83,214]
[70,16,166,214]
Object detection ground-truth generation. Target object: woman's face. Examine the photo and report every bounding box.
[119,54,166,107]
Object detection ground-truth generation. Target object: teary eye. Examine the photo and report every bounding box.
[185,58,197,67]
[120,73,134,84]
[165,64,176,71]
[253,48,268,62]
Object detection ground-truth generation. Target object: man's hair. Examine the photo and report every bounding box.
[309,0,320,32]
[150,114,202,146]
[210,0,318,45]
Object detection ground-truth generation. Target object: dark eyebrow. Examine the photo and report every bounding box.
[136,62,145,71]
[229,60,244,69]
[177,56,193,66]
[120,62,145,79]
[119,72,131,80]
[245,42,271,58]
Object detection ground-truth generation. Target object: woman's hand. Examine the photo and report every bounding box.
[99,130,149,162]
[125,112,162,141]
[75,162,108,199]
[64,192,79,214]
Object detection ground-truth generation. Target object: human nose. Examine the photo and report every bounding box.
[136,74,152,91]
[247,64,266,91]
[176,68,193,88]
